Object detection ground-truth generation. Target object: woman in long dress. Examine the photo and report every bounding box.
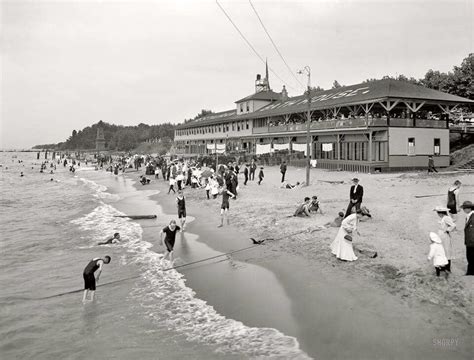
[434,206,456,272]
[331,210,362,261]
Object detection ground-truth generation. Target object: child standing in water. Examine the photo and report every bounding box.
[258,167,264,185]
[160,220,181,266]
[82,256,111,302]
[176,190,186,231]
[218,186,236,227]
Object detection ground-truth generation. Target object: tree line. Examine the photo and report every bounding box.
[329,53,473,100]
[34,120,176,152]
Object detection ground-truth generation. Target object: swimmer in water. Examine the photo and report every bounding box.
[82,256,111,302]
[98,232,121,245]
[20,172,24,177]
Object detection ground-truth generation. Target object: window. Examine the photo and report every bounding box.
[408,137,415,155]
[240,103,243,113]
[354,143,360,160]
[246,121,249,130]
[434,138,440,156]
[246,102,250,112]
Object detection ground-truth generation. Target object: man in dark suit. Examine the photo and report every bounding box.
[461,201,474,275]
[345,178,364,218]
[243,164,249,185]
[250,160,257,181]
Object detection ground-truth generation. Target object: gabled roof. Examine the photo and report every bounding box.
[176,79,474,129]
[235,90,282,103]
[233,79,474,120]
[175,109,236,129]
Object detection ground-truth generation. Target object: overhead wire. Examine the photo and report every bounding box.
[215,0,298,92]
[248,0,305,90]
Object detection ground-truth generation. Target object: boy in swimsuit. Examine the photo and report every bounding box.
[176,190,186,231]
[160,220,181,266]
[218,186,236,227]
[98,232,120,245]
[82,256,111,303]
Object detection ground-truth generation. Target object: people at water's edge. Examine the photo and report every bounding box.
[176,190,186,232]
[345,178,363,218]
[98,232,121,245]
[160,220,181,266]
[82,256,111,302]
[461,201,474,276]
[218,186,236,227]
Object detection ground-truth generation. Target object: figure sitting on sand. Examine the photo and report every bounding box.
[140,176,151,185]
[280,181,302,189]
[308,196,323,214]
[324,212,345,228]
[294,197,311,217]
[98,232,121,245]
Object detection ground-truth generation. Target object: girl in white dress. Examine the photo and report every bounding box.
[434,206,456,272]
[331,210,363,261]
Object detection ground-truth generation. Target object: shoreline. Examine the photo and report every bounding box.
[123,167,472,359]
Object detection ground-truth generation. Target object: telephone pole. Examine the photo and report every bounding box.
[298,66,311,186]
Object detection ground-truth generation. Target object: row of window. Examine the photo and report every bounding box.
[176,120,250,137]
[314,141,387,162]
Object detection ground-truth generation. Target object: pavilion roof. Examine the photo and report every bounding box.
[234,79,474,119]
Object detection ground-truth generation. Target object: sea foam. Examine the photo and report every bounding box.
[71,179,311,359]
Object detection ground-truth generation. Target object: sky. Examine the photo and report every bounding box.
[1,0,473,149]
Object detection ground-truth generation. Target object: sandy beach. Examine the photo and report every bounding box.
[125,166,473,359]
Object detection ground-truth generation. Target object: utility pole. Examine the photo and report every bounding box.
[215,142,219,172]
[298,66,311,186]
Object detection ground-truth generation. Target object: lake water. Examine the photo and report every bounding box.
[0,152,309,360]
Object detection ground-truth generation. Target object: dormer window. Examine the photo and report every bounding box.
[246,102,250,112]
[240,103,243,113]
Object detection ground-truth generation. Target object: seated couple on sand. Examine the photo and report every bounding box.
[293,196,323,217]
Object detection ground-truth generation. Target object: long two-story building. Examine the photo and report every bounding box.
[174,71,473,172]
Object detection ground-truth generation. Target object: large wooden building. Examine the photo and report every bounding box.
[174,74,473,172]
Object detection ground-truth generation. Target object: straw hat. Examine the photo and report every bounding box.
[429,232,442,243]
[344,234,353,242]
[433,206,449,212]
[460,201,474,209]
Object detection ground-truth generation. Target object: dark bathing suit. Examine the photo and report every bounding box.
[83,259,102,290]
[221,191,231,210]
[447,189,457,214]
[163,226,180,252]
[177,197,186,218]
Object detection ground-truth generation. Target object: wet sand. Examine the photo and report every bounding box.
[124,168,472,359]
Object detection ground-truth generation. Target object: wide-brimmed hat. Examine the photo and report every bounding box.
[429,232,442,243]
[351,178,359,182]
[460,201,474,209]
[344,234,353,242]
[433,206,449,212]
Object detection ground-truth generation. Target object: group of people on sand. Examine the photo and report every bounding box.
[428,180,473,278]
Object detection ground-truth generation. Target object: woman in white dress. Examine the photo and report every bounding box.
[434,206,456,272]
[331,210,363,261]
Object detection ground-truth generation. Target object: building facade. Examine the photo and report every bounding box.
[174,74,473,171]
